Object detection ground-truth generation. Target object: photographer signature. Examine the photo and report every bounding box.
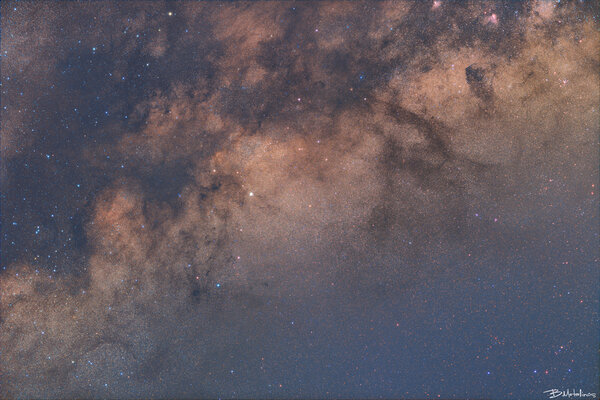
[544,389,597,399]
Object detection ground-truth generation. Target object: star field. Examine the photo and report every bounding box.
[1,1,598,398]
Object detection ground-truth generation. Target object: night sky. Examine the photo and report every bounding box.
[1,1,599,399]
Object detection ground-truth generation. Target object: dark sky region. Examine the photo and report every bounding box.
[1,1,598,399]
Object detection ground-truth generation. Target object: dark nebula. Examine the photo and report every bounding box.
[1,1,598,398]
